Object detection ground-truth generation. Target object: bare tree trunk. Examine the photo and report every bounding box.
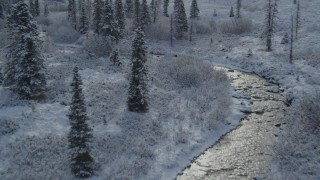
[295,0,300,40]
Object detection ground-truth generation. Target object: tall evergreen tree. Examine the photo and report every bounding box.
[68,66,94,178]
[93,0,103,34]
[133,0,140,28]
[101,0,120,41]
[190,0,199,19]
[29,0,36,17]
[125,0,133,18]
[114,0,125,36]
[295,0,300,40]
[236,0,241,18]
[34,0,40,17]
[163,0,169,17]
[79,0,89,34]
[0,4,4,19]
[5,1,46,99]
[127,28,148,113]
[265,0,277,51]
[44,0,49,17]
[229,6,234,17]
[68,0,77,29]
[289,15,294,63]
[140,0,151,29]
[173,0,188,39]
[150,0,157,23]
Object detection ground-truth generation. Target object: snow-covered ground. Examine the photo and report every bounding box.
[0,0,319,179]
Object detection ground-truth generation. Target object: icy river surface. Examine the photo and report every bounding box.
[177,68,286,180]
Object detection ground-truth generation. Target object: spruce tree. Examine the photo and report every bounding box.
[34,0,40,17]
[236,0,241,18]
[0,4,4,19]
[114,0,125,36]
[44,1,49,17]
[125,0,133,18]
[229,6,234,17]
[127,27,148,113]
[265,0,277,51]
[109,49,121,66]
[163,0,169,17]
[68,0,77,29]
[289,15,294,64]
[190,0,199,19]
[93,0,103,34]
[295,0,300,40]
[29,0,36,17]
[5,1,46,99]
[101,0,120,41]
[173,0,188,39]
[79,0,89,34]
[140,0,151,29]
[150,0,157,23]
[68,66,94,178]
[133,0,140,28]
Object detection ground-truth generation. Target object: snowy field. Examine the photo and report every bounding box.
[0,0,319,179]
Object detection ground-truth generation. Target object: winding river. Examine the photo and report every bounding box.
[176,68,286,180]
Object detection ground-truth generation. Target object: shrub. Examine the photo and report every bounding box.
[193,19,216,34]
[145,17,170,40]
[46,17,81,43]
[220,18,252,34]
[82,35,113,57]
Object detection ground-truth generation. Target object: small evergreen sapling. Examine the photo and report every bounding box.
[127,28,148,113]
[109,49,121,66]
[68,66,94,178]
[280,32,289,44]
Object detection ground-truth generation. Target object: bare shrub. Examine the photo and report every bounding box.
[0,116,19,135]
[145,17,170,40]
[82,35,113,57]
[220,18,253,34]
[193,19,216,34]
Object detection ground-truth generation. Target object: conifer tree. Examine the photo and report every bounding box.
[125,0,133,18]
[0,71,3,85]
[29,0,36,17]
[114,0,125,36]
[5,1,46,99]
[34,0,40,17]
[101,0,120,41]
[265,0,278,51]
[295,0,300,40]
[229,6,234,17]
[190,0,199,19]
[44,1,49,17]
[163,0,169,17]
[79,0,89,34]
[289,15,294,64]
[133,0,140,28]
[93,0,103,34]
[280,32,289,44]
[109,49,121,66]
[0,4,4,19]
[68,66,94,178]
[140,0,151,29]
[170,13,173,46]
[236,0,241,18]
[150,0,157,23]
[68,0,77,29]
[173,0,188,39]
[127,27,148,113]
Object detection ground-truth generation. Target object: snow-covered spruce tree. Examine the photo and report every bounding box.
[236,0,241,18]
[229,6,234,17]
[173,0,188,39]
[68,0,77,29]
[29,0,36,17]
[34,0,40,17]
[5,1,46,99]
[265,0,278,51]
[114,0,125,36]
[44,1,49,17]
[93,0,103,34]
[140,0,151,29]
[163,0,169,17]
[109,49,121,66]
[68,66,94,178]
[190,0,199,19]
[125,0,133,18]
[295,0,300,40]
[133,0,140,28]
[127,27,148,113]
[79,0,89,34]
[101,0,120,41]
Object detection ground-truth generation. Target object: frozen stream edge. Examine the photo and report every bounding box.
[176,68,286,180]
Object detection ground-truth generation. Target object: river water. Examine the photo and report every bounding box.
[176,68,286,180]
